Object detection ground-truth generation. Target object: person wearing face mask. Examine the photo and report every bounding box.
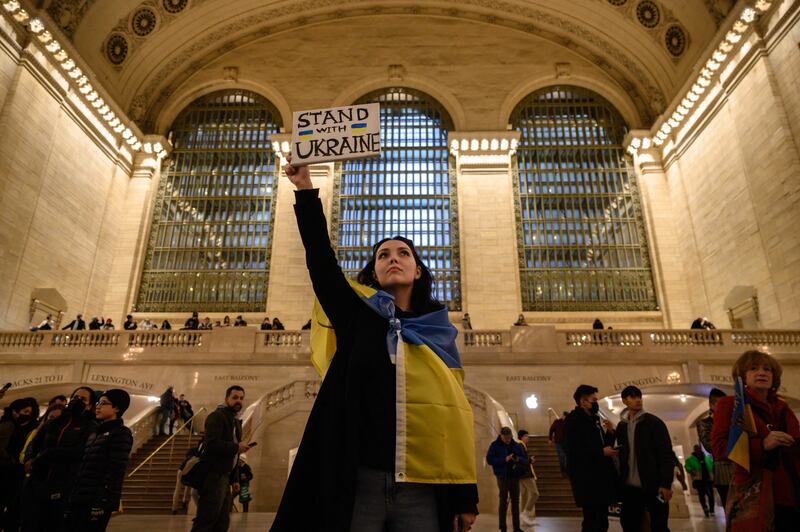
[68,389,132,532]
[0,398,37,531]
[191,385,249,532]
[23,392,94,531]
[712,351,800,531]
[564,384,618,532]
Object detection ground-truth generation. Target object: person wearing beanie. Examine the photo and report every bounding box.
[68,389,133,532]
[486,426,529,532]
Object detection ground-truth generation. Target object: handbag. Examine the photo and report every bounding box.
[725,467,774,532]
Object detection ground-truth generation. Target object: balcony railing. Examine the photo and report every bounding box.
[0,327,797,359]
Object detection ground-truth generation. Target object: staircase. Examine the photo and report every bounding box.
[528,436,580,517]
[122,433,199,514]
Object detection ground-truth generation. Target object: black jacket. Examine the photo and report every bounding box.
[62,319,86,330]
[29,409,94,495]
[615,411,673,494]
[200,405,241,476]
[69,418,132,507]
[271,190,478,532]
[564,406,617,507]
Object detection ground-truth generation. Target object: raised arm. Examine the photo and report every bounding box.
[285,161,361,332]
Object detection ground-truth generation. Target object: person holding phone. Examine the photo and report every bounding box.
[191,385,249,532]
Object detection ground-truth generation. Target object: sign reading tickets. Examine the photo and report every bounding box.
[290,103,381,165]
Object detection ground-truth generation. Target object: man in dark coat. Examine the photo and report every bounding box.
[564,384,618,532]
[486,427,529,532]
[68,389,132,532]
[696,387,733,507]
[615,386,673,532]
[61,314,86,330]
[191,385,249,532]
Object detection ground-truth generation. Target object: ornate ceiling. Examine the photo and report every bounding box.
[34,0,737,130]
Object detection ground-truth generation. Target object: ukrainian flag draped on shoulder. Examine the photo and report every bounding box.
[726,376,757,472]
[310,280,477,485]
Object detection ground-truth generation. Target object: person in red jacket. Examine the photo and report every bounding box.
[711,350,800,530]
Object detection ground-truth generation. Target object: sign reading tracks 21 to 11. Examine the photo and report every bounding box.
[290,103,381,165]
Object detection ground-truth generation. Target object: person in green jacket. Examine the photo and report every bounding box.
[684,444,715,517]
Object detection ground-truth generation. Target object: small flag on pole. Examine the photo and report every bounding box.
[726,376,757,472]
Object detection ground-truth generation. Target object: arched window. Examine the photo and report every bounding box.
[511,86,657,311]
[331,87,461,309]
[135,90,282,312]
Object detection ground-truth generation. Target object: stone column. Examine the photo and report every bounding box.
[449,131,521,329]
[101,135,170,321]
[629,134,695,329]
[267,135,334,327]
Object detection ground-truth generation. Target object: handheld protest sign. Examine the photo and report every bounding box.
[290,103,381,165]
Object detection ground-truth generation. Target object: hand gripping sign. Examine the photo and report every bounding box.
[290,103,381,165]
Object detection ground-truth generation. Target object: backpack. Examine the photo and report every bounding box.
[179,443,208,489]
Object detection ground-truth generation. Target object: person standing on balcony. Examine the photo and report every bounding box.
[159,386,176,436]
[565,384,618,532]
[549,411,568,476]
[100,318,114,330]
[615,386,673,532]
[696,387,733,507]
[461,313,472,330]
[88,317,101,330]
[123,315,137,330]
[273,159,479,532]
[260,317,272,330]
[67,389,132,532]
[272,317,285,330]
[61,314,85,331]
[191,385,249,532]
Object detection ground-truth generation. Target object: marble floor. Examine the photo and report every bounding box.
[108,503,726,531]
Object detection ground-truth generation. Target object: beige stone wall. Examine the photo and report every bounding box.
[0,37,131,329]
[660,19,800,329]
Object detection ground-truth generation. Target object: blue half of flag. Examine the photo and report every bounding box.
[298,130,313,137]
[351,123,367,130]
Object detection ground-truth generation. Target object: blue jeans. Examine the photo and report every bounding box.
[350,467,438,532]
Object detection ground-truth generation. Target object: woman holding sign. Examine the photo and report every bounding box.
[271,159,478,532]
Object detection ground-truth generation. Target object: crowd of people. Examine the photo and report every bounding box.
[518,349,799,532]
[0,386,133,531]
[29,312,297,332]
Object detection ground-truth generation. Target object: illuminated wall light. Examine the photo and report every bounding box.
[641,137,651,149]
[480,138,489,150]
[698,77,711,87]
[154,142,164,153]
[630,137,642,149]
[691,84,705,95]
[28,17,44,33]
[91,98,104,108]
[687,92,700,102]
[61,59,75,70]
[470,139,479,151]
[45,40,60,53]
[700,68,713,79]
[12,8,28,22]
[75,76,88,86]
[3,1,20,12]
[713,50,727,62]
[677,105,688,115]
[98,105,109,114]
[740,7,756,22]
[68,68,82,79]
[87,90,99,100]
[490,138,499,151]
[501,138,510,151]
[705,60,720,71]
[660,123,672,134]
[449,139,458,150]
[668,118,679,128]
[681,98,694,108]
[114,124,125,133]
[725,31,742,44]
[626,145,637,155]
[281,141,290,153]
[53,50,67,62]
[109,118,120,127]
[718,41,733,53]
[132,142,142,151]
[126,136,137,145]
[143,143,153,153]
[733,20,748,33]
[755,0,771,12]
[103,111,114,121]
[122,128,132,139]
[653,137,663,146]
[525,394,539,410]
[79,84,92,94]
[37,30,52,43]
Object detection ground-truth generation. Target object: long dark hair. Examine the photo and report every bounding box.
[356,236,440,314]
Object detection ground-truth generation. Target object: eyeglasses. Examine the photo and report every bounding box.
[96,400,113,407]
